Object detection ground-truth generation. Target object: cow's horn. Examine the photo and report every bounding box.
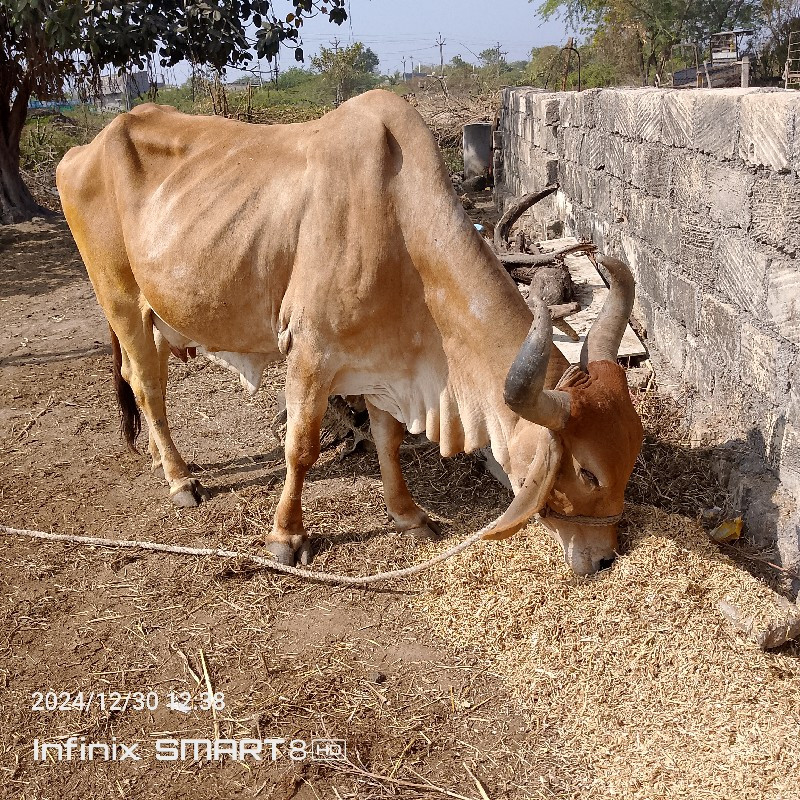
[505,298,571,430]
[580,255,635,367]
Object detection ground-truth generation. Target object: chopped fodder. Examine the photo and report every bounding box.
[414,505,800,799]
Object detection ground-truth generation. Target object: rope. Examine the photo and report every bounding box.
[0,523,495,587]
[541,507,624,527]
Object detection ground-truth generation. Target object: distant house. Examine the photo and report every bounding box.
[98,71,154,110]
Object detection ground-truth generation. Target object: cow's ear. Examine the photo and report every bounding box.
[482,431,562,541]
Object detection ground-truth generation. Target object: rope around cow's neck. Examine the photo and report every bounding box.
[0,523,495,587]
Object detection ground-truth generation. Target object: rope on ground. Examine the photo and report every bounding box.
[0,523,493,587]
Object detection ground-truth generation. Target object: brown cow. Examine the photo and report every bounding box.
[56,90,643,576]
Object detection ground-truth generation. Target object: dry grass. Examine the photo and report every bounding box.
[409,91,499,150]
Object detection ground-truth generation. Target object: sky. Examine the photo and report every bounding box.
[221,0,571,81]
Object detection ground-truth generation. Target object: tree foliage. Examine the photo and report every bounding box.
[534,0,760,83]
[0,0,348,221]
[310,41,379,104]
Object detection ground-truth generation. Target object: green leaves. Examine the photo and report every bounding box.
[2,0,350,107]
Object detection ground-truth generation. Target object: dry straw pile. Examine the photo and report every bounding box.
[411,389,800,799]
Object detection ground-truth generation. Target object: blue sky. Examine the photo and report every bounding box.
[222,0,570,80]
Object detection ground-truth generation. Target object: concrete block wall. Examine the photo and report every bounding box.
[496,86,800,575]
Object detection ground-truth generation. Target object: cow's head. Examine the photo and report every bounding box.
[484,256,643,576]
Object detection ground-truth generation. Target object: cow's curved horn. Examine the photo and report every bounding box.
[580,255,635,367]
[505,298,571,430]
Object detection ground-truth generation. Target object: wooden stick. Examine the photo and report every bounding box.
[548,301,581,321]
[493,186,558,253]
[499,241,597,268]
[464,764,491,800]
[198,648,220,738]
[334,760,477,800]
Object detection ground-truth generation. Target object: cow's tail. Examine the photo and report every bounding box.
[110,326,141,452]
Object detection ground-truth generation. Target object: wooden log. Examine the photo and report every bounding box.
[493,186,558,253]
[548,301,581,320]
[499,241,597,269]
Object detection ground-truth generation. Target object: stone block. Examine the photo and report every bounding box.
[558,161,590,208]
[581,129,606,170]
[670,153,708,209]
[692,89,745,160]
[751,175,800,257]
[542,97,560,126]
[577,89,601,129]
[778,420,800,497]
[559,127,583,163]
[661,91,697,149]
[684,333,717,394]
[625,190,681,258]
[700,295,741,374]
[738,91,797,172]
[766,262,800,345]
[652,309,686,372]
[628,143,672,198]
[559,92,575,128]
[588,171,611,213]
[608,176,626,223]
[620,233,665,306]
[605,134,626,179]
[600,90,634,137]
[678,219,716,286]
[636,89,663,142]
[703,165,753,229]
[666,270,699,334]
[713,237,769,314]
[740,321,789,402]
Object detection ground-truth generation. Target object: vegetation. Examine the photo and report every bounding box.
[533,0,799,86]
[310,42,381,104]
[0,0,349,223]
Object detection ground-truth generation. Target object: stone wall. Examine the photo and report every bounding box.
[496,86,800,577]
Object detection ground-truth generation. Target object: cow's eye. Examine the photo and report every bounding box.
[580,468,599,487]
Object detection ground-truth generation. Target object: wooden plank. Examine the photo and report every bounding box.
[537,237,647,364]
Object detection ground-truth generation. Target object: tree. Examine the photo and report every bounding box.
[354,46,379,74]
[478,46,506,69]
[310,41,378,104]
[534,0,760,84]
[0,0,348,224]
[757,0,800,80]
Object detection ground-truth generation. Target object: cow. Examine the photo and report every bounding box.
[56,89,643,576]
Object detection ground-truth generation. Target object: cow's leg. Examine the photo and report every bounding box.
[267,354,329,566]
[147,327,171,475]
[366,400,441,541]
[115,310,208,507]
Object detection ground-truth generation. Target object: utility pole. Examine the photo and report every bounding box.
[331,37,343,105]
[494,41,507,81]
[436,32,446,75]
[402,56,407,79]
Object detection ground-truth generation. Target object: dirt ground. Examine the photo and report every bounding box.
[1,219,799,800]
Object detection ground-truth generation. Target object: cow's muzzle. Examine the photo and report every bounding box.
[537,512,620,576]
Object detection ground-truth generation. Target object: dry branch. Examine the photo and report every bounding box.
[494,186,558,253]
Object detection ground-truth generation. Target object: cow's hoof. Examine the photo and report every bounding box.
[169,479,209,508]
[297,539,314,566]
[265,541,296,567]
[409,519,442,542]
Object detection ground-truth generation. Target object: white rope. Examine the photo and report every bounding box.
[0,523,494,587]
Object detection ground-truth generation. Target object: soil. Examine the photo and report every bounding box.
[3,216,798,800]
[0,219,530,799]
